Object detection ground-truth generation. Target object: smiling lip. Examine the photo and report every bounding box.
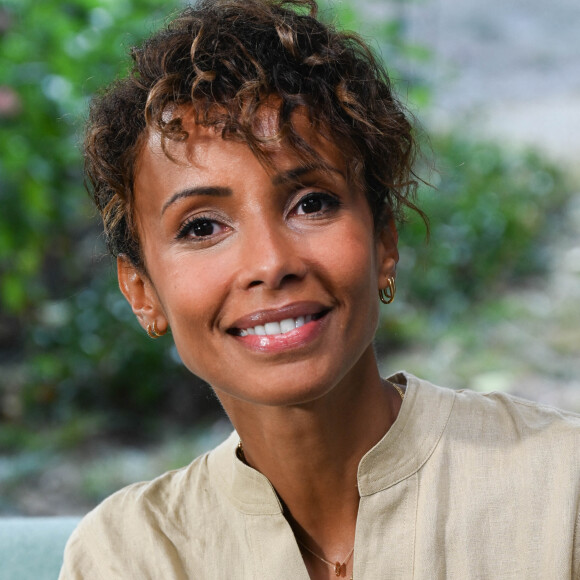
[228,302,330,333]
[227,302,331,353]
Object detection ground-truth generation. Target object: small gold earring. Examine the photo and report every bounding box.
[146,320,167,339]
[379,276,396,305]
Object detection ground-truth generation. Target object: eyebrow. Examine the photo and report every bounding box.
[161,186,232,215]
[272,165,344,186]
[161,165,345,214]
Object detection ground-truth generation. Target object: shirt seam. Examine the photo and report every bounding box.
[484,392,580,419]
[362,387,457,495]
[573,495,580,579]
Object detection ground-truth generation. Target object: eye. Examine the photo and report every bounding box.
[293,192,341,216]
[176,216,228,240]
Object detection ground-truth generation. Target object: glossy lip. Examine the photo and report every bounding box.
[231,311,330,354]
[227,301,330,332]
[226,301,332,355]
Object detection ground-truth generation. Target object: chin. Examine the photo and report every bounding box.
[211,366,341,409]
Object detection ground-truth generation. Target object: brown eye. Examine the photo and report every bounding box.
[294,192,340,216]
[300,196,323,213]
[191,219,215,236]
[176,217,226,240]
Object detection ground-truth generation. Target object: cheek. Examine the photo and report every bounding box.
[156,247,228,306]
[316,224,381,316]
[152,254,228,354]
[323,221,379,282]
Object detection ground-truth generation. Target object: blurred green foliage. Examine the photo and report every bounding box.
[375,133,571,349]
[394,136,569,322]
[0,0,572,451]
[0,0,219,446]
[0,0,180,313]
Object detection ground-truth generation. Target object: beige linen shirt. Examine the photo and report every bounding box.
[60,373,580,579]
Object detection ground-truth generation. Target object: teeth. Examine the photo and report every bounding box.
[265,321,281,335]
[239,314,315,337]
[280,318,295,333]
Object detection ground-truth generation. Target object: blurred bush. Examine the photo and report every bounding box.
[391,135,570,327]
[0,0,221,449]
[0,0,573,451]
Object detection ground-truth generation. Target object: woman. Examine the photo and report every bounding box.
[61,0,580,578]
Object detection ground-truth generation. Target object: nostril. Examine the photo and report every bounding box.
[245,271,304,290]
[280,273,301,285]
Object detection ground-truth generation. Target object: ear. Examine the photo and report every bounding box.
[376,216,399,280]
[117,256,168,334]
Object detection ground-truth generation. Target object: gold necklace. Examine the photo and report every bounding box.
[297,538,354,577]
[294,380,403,579]
[236,380,403,580]
[388,380,405,401]
[236,440,247,464]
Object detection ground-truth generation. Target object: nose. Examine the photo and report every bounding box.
[236,220,307,291]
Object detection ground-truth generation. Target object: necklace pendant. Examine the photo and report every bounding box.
[334,562,344,576]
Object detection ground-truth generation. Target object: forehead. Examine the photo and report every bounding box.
[135,104,347,189]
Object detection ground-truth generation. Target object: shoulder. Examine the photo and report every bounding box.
[86,447,211,530]
[399,372,580,462]
[405,371,580,435]
[452,385,580,442]
[59,433,237,578]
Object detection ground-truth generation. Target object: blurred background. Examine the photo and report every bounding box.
[1,0,578,516]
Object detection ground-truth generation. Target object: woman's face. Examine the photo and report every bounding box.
[119,107,398,408]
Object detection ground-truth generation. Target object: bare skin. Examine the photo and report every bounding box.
[226,362,403,579]
[118,105,401,579]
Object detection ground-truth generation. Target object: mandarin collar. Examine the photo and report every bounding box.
[209,372,456,513]
[357,372,455,495]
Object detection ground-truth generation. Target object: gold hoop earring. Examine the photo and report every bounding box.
[379,276,396,305]
[146,320,167,339]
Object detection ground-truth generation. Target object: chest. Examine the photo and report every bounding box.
[179,471,576,580]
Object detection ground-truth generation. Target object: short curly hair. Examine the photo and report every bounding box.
[84,0,423,268]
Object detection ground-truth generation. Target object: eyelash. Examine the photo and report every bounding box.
[175,191,341,241]
[176,214,225,241]
[291,191,341,216]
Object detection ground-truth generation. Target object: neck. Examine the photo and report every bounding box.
[219,348,402,559]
